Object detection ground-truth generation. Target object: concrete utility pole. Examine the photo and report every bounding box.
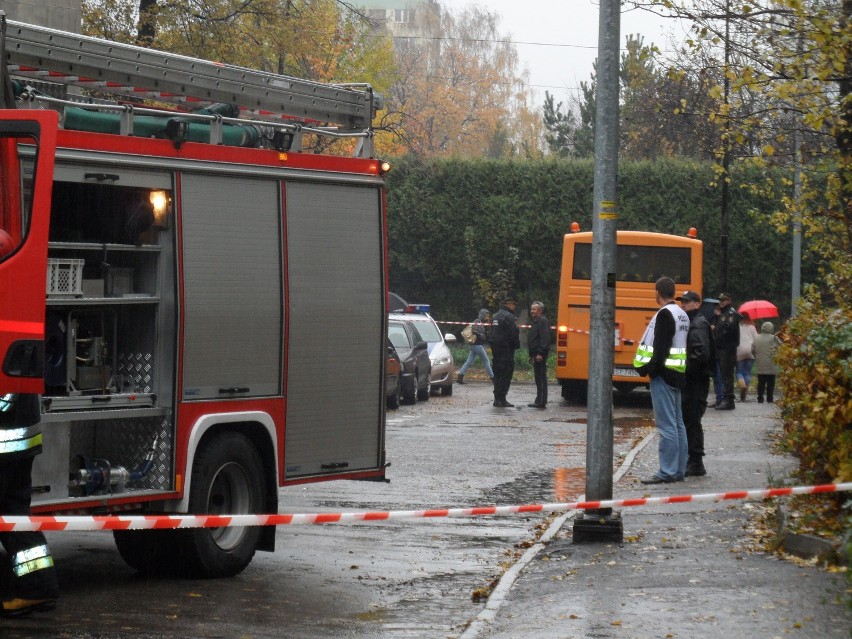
[572,0,623,543]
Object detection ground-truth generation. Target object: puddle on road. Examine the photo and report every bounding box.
[484,416,653,505]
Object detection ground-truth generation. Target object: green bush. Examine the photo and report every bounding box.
[777,269,852,484]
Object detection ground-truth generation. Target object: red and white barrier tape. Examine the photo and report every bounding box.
[3,483,849,532]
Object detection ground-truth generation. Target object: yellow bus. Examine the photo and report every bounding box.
[555,226,703,402]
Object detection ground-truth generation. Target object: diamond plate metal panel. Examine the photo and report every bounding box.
[117,351,154,394]
[69,414,173,491]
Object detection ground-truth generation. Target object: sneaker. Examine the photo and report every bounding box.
[640,475,675,484]
[456,373,465,384]
[0,597,57,618]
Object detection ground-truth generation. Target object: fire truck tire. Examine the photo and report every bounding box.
[113,529,181,575]
[180,432,266,578]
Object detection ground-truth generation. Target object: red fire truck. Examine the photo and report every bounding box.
[0,16,389,577]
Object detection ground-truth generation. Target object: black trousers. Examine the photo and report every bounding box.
[757,374,776,402]
[491,347,515,401]
[681,375,710,462]
[718,349,737,403]
[533,359,548,405]
[0,456,59,600]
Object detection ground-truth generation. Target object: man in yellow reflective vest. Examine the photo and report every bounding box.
[0,393,59,617]
[633,277,690,484]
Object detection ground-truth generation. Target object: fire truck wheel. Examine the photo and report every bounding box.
[113,529,181,575]
[180,432,266,578]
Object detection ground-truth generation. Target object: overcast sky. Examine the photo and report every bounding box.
[438,0,688,107]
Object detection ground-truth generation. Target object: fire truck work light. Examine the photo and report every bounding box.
[379,160,391,175]
[150,190,170,228]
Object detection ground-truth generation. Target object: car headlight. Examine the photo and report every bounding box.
[433,354,452,366]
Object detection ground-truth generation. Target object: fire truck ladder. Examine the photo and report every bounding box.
[0,14,381,156]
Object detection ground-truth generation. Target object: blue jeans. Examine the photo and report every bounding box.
[458,344,494,378]
[650,376,687,481]
[736,358,754,387]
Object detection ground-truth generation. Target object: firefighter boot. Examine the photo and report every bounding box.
[0,597,56,618]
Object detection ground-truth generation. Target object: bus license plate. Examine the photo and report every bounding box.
[613,367,641,378]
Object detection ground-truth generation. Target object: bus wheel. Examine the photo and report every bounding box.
[179,432,266,578]
[561,380,588,404]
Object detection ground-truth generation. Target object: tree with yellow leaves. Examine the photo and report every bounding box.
[376,4,541,159]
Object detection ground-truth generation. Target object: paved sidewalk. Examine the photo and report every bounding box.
[476,397,851,638]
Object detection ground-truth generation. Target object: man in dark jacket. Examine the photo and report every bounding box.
[490,297,520,407]
[676,291,714,477]
[713,292,740,410]
[527,301,551,408]
[0,393,59,617]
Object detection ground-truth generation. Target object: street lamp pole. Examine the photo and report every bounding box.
[572,0,623,543]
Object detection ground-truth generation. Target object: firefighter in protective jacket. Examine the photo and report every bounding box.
[0,393,59,617]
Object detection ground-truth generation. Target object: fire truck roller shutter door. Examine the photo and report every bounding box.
[283,181,384,479]
[179,174,283,400]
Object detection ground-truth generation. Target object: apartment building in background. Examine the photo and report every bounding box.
[0,0,81,32]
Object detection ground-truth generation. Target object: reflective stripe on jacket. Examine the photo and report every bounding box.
[0,393,43,458]
[634,303,688,373]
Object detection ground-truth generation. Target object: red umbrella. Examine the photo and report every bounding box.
[738,300,779,320]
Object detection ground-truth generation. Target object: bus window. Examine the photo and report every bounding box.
[0,132,35,260]
[572,243,692,283]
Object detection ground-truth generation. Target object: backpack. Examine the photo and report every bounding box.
[461,324,476,344]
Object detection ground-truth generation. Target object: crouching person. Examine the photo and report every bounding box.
[0,393,59,618]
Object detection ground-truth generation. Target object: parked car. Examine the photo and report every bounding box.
[386,339,402,410]
[387,316,432,404]
[392,305,456,396]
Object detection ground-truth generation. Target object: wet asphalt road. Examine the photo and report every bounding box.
[4,382,654,639]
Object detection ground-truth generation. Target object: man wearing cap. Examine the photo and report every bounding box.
[489,297,521,407]
[677,290,714,477]
[634,277,690,484]
[713,293,740,410]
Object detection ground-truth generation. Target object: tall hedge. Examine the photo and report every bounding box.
[386,157,814,323]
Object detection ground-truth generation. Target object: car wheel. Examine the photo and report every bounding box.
[441,383,453,397]
[417,379,431,401]
[387,382,400,410]
[401,375,417,405]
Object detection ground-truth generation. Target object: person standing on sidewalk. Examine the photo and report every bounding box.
[0,393,59,618]
[456,308,494,384]
[634,277,690,484]
[527,301,551,408]
[713,293,740,410]
[676,290,714,477]
[490,297,520,408]
[753,321,780,403]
